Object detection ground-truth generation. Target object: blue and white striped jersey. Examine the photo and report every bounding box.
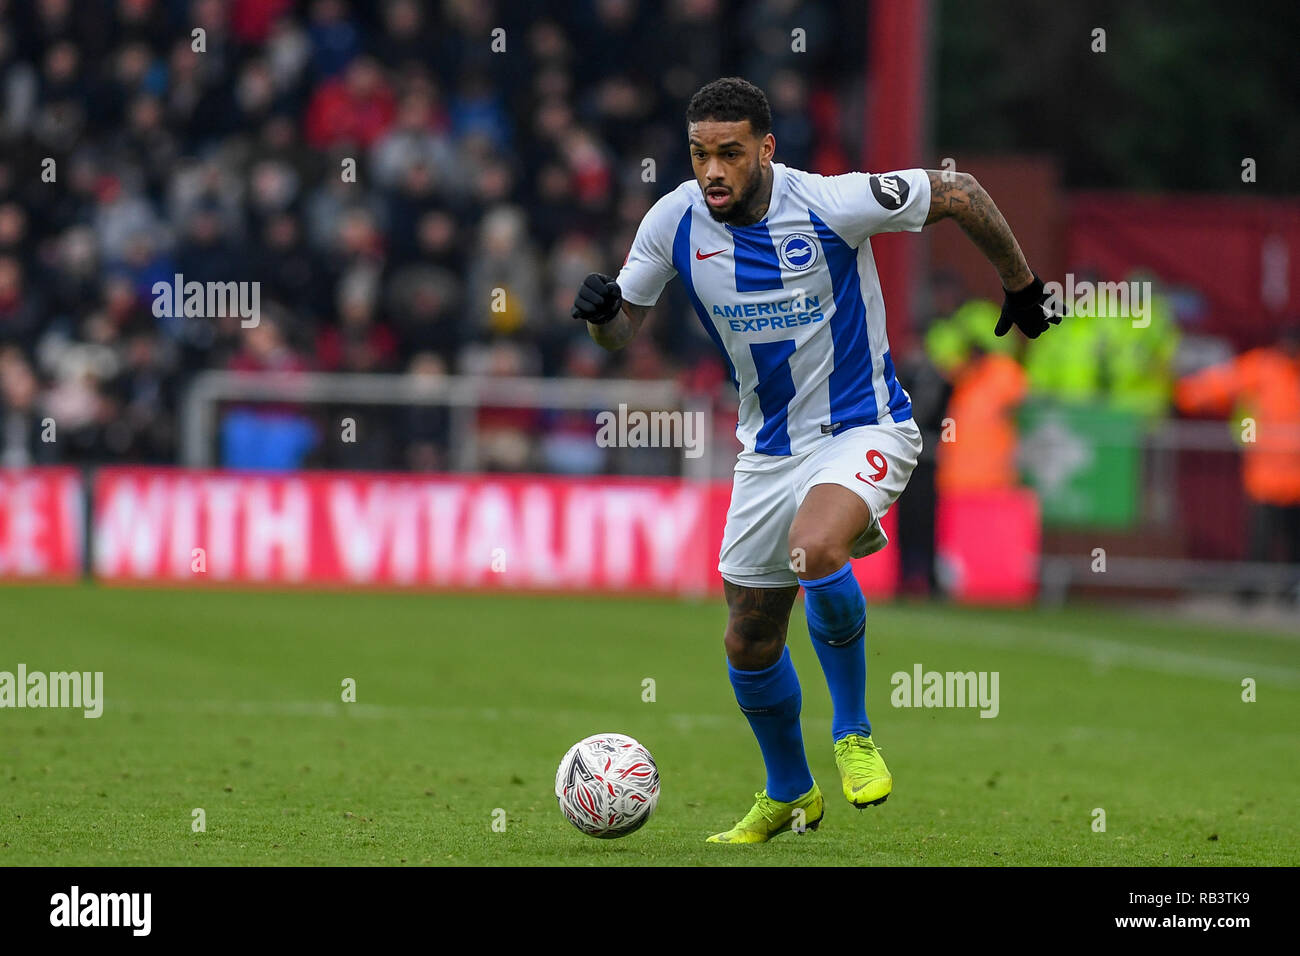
[618,162,930,457]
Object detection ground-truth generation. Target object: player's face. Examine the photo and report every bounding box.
[688,120,775,224]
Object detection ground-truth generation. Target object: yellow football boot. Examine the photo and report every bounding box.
[706,784,824,844]
[833,734,892,808]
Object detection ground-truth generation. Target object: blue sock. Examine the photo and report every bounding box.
[802,562,871,742]
[728,646,814,802]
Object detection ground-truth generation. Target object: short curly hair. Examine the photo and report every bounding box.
[686,77,771,137]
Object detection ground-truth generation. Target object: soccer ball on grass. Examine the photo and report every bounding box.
[555,733,659,838]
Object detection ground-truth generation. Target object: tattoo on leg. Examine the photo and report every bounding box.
[724,582,799,648]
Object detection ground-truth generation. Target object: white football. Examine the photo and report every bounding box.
[555,733,660,838]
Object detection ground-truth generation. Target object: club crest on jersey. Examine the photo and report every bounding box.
[779,233,818,272]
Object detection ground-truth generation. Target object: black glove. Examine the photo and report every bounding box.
[995,274,1062,339]
[571,272,623,325]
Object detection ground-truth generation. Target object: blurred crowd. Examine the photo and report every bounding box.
[0,0,866,471]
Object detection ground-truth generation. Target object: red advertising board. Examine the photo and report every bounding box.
[84,468,1029,601]
[936,488,1040,603]
[0,468,84,580]
[92,468,732,594]
[1068,192,1300,347]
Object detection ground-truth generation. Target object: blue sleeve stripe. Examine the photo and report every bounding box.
[809,209,879,427]
[672,207,738,390]
[749,338,797,456]
[726,222,785,292]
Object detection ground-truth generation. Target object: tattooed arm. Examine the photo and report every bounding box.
[588,302,650,351]
[925,171,1034,292]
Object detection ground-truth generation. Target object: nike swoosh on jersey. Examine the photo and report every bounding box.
[695,248,726,260]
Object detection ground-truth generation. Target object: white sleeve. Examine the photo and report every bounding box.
[615,192,684,307]
[813,168,932,247]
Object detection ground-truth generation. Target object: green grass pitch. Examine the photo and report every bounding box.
[1,584,1296,866]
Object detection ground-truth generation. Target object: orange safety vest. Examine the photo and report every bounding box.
[938,353,1028,493]
[1175,347,1300,505]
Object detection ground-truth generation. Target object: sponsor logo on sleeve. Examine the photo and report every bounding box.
[869,173,909,210]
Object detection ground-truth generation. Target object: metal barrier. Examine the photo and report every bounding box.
[179,370,718,481]
[1028,415,1300,602]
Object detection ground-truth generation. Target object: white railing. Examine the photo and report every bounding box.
[1032,417,1300,603]
[179,370,716,481]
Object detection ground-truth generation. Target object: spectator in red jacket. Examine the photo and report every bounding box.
[304,55,395,149]
[317,270,398,373]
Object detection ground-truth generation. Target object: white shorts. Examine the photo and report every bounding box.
[718,418,923,588]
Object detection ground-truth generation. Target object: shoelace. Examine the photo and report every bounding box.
[837,736,879,757]
[742,792,778,827]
